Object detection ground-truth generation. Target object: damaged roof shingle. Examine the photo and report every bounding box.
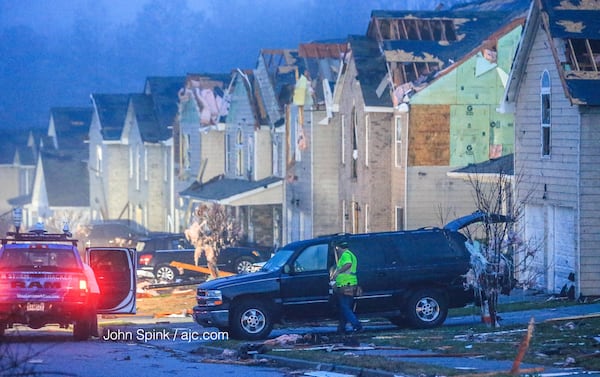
[540,0,600,105]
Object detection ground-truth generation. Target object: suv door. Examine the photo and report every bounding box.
[279,243,334,319]
[87,247,136,314]
[347,235,399,313]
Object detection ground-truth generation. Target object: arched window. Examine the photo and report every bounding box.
[541,70,551,157]
[236,128,243,176]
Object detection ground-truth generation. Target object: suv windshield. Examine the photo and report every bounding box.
[260,249,294,272]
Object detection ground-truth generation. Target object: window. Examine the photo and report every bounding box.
[183,133,191,171]
[293,244,328,272]
[351,107,358,179]
[341,115,346,164]
[225,133,231,174]
[247,135,254,180]
[352,201,360,233]
[364,204,370,233]
[96,145,103,176]
[135,145,141,191]
[129,149,133,179]
[236,129,243,177]
[144,149,148,181]
[163,149,168,182]
[541,70,551,157]
[341,200,347,233]
[395,117,403,167]
[395,206,404,231]
[365,115,369,167]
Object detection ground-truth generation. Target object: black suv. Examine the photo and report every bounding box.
[192,212,509,340]
[136,233,272,282]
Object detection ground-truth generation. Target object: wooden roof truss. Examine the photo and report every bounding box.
[566,38,600,72]
[373,17,458,42]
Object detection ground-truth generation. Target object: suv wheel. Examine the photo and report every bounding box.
[406,290,447,329]
[234,256,255,274]
[155,265,177,282]
[231,300,273,340]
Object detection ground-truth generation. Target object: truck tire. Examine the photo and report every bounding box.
[155,265,177,282]
[234,256,255,274]
[405,289,447,329]
[231,300,273,340]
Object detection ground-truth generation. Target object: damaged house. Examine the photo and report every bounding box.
[502,0,600,296]
[333,2,528,232]
[174,73,231,231]
[177,62,283,247]
[284,42,348,243]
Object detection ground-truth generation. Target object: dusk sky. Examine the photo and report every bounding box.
[0,0,468,131]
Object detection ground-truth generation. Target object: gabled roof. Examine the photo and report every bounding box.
[540,0,600,105]
[0,130,36,166]
[41,151,89,207]
[144,76,185,130]
[180,175,282,205]
[298,40,348,106]
[348,35,393,107]
[505,0,600,107]
[233,69,269,128]
[359,2,529,107]
[129,94,165,143]
[48,107,92,150]
[91,93,131,141]
[380,11,522,66]
[256,49,299,120]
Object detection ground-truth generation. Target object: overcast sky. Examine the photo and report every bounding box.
[0,0,463,131]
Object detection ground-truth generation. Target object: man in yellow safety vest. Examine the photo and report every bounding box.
[330,241,363,334]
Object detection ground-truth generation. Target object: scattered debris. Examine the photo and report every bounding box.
[544,313,600,323]
[510,317,535,375]
[303,371,356,377]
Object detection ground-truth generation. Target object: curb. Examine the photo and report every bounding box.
[196,345,398,377]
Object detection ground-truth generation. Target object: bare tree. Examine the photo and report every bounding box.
[185,203,242,279]
[461,164,539,327]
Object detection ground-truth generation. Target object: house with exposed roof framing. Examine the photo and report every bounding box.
[333,1,528,233]
[177,60,284,247]
[284,41,347,243]
[501,0,600,297]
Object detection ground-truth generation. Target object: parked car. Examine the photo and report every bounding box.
[136,233,272,282]
[192,212,510,340]
[79,221,146,248]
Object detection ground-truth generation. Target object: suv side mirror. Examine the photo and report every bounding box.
[283,264,291,274]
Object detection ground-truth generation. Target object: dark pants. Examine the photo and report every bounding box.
[336,292,362,333]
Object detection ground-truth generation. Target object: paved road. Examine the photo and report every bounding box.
[1,320,289,377]
[4,299,599,377]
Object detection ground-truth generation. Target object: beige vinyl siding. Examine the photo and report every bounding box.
[579,108,600,295]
